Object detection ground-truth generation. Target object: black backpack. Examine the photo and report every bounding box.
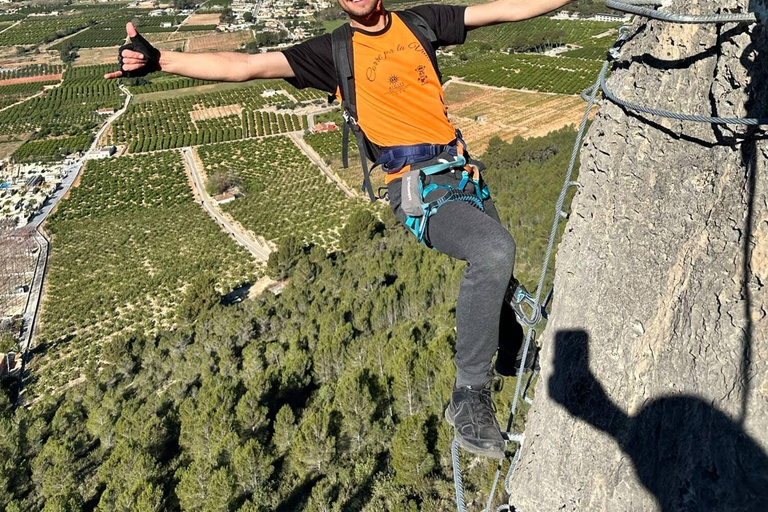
[331,11,441,201]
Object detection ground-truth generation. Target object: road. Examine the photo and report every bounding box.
[288,132,356,199]
[181,146,272,261]
[17,85,133,356]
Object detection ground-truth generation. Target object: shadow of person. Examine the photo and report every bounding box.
[548,330,768,511]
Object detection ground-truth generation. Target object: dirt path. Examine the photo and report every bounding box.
[182,146,272,261]
[288,132,356,199]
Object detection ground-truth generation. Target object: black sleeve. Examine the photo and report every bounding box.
[281,33,337,94]
[407,4,468,47]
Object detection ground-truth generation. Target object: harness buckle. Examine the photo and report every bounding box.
[342,110,358,128]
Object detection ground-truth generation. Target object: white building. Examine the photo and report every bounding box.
[593,12,632,22]
[88,146,116,160]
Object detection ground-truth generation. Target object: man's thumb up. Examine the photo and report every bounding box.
[107,22,161,79]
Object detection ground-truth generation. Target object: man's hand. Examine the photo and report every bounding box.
[104,22,161,80]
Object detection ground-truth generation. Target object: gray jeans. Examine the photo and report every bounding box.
[388,169,520,387]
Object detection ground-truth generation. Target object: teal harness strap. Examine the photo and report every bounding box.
[403,155,491,247]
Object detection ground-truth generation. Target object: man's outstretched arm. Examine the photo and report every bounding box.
[465,0,577,28]
[105,22,294,82]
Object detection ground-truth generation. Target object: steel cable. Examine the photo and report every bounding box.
[606,0,760,23]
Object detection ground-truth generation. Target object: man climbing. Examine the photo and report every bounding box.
[106,0,574,458]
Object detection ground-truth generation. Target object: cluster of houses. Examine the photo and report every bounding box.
[0,163,62,227]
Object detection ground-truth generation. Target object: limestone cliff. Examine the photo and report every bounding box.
[508,1,768,510]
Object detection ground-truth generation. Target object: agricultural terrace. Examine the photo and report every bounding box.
[113,81,322,152]
[0,15,97,46]
[444,82,590,152]
[441,53,604,94]
[0,63,64,81]
[0,64,122,137]
[124,72,216,95]
[33,151,261,397]
[198,137,363,249]
[50,14,218,50]
[0,81,58,109]
[440,17,621,94]
[465,17,620,55]
[10,134,92,162]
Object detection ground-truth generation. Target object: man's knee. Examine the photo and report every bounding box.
[477,231,516,276]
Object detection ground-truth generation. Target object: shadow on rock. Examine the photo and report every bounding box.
[548,330,768,512]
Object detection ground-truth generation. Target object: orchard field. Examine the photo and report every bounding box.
[0,64,122,137]
[113,80,321,152]
[198,137,363,249]
[31,150,261,397]
[10,134,92,162]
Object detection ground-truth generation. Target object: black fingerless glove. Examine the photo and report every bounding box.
[118,31,161,78]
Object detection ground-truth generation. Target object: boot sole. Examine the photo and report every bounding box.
[445,407,506,459]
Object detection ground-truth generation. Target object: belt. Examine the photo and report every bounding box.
[374,129,467,174]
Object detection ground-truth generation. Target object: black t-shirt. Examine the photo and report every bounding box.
[282,5,467,94]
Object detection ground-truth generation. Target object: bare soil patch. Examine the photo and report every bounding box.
[187,30,253,52]
[190,103,242,121]
[0,73,62,86]
[75,46,120,67]
[0,138,28,159]
[0,52,61,68]
[183,13,221,26]
[445,82,592,153]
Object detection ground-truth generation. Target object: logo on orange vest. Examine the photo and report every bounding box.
[415,65,428,85]
[387,74,408,95]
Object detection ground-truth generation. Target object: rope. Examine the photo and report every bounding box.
[605,0,760,24]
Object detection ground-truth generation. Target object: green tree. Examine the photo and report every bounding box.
[390,413,433,486]
[176,273,221,324]
[273,405,297,455]
[339,209,379,250]
[266,235,305,280]
[292,409,336,475]
[0,332,15,352]
[231,439,274,495]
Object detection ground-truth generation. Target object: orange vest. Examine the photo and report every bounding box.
[338,13,458,182]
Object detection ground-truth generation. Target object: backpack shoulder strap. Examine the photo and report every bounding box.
[331,23,377,202]
[395,10,442,83]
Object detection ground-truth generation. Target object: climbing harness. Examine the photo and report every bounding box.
[451,2,767,512]
[331,10,442,201]
[400,154,491,245]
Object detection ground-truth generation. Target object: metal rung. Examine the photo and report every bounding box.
[502,432,525,444]
[559,210,569,219]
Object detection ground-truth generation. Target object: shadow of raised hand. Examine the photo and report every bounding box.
[547,330,768,511]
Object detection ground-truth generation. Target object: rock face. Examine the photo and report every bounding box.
[508,1,768,511]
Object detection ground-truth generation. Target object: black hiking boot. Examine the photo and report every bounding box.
[445,380,506,458]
